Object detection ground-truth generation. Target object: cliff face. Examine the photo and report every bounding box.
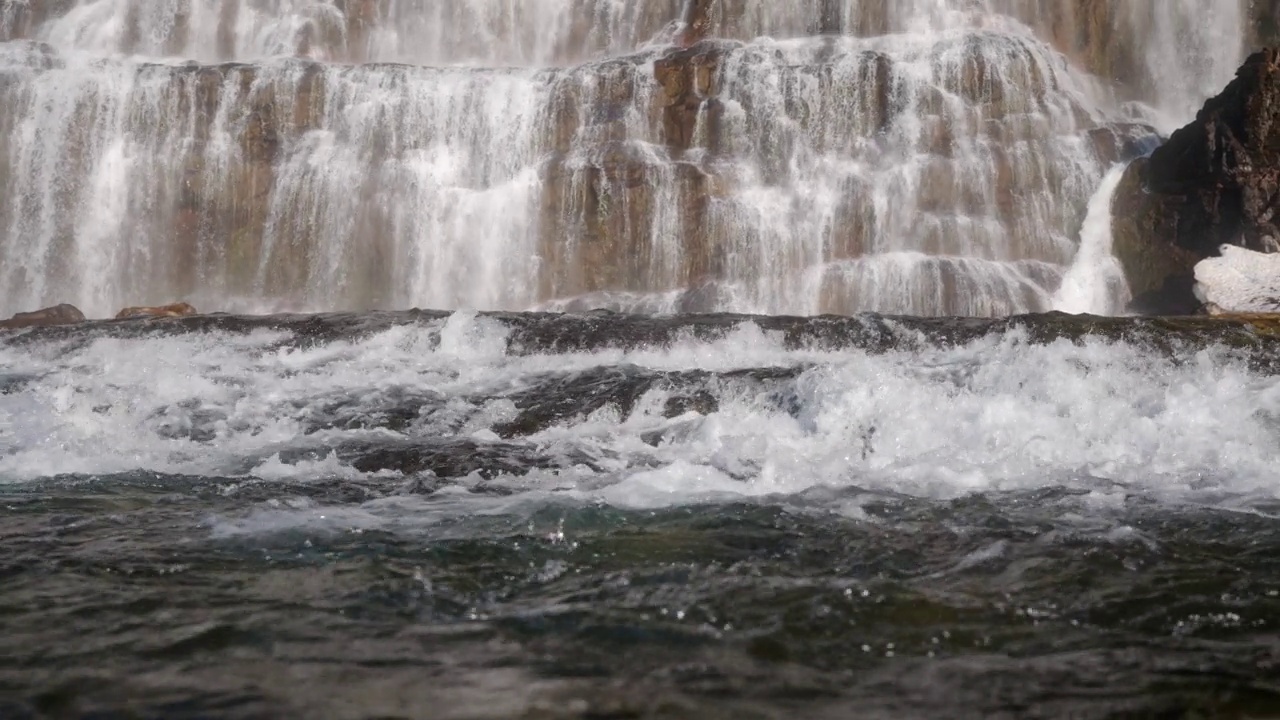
[1112,48,1280,314]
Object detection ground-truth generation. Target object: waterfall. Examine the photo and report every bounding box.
[0,0,1253,318]
[1051,164,1128,315]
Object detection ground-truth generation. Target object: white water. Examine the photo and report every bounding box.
[9,0,684,65]
[0,1,1254,317]
[1052,165,1129,315]
[3,316,1279,526]
[1194,244,1280,313]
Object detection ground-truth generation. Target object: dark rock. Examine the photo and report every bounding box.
[663,390,718,418]
[11,310,1280,373]
[1086,123,1161,166]
[492,365,673,438]
[1112,48,1280,313]
[0,304,86,330]
[1126,275,1203,316]
[276,438,599,479]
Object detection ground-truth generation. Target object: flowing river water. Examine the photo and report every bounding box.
[2,312,1280,718]
[2,2,1279,718]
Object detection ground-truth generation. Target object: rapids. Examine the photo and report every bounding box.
[4,311,1280,507]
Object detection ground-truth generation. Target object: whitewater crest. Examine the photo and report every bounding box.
[3,312,1280,514]
[0,1,1252,318]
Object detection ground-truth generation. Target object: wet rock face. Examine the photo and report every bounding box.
[1113,48,1280,314]
[653,41,725,152]
[0,2,1256,318]
[0,303,85,330]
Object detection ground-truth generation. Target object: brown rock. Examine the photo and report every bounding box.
[1112,48,1280,313]
[0,303,86,330]
[115,302,199,320]
[675,0,713,48]
[1086,123,1160,166]
[537,143,721,300]
[653,41,727,152]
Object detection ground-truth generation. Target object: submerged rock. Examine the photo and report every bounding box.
[115,302,199,320]
[0,303,86,330]
[1113,47,1280,314]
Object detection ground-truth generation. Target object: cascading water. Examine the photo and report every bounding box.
[0,1,1251,317]
[1050,164,1129,315]
[4,5,1280,717]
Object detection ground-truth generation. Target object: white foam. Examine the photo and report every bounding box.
[1053,165,1130,315]
[1194,244,1280,314]
[3,315,1279,527]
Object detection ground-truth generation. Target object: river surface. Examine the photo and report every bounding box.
[2,311,1278,719]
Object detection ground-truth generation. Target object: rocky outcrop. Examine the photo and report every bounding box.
[1112,48,1280,314]
[0,304,86,330]
[115,303,199,320]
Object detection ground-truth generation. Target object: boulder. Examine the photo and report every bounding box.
[115,302,199,320]
[1112,48,1280,314]
[0,304,86,330]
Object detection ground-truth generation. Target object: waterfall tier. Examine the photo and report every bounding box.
[0,0,1253,317]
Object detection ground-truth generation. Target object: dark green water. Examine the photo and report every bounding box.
[3,476,1279,719]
